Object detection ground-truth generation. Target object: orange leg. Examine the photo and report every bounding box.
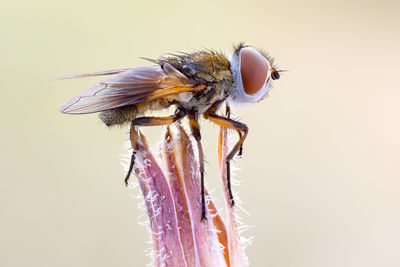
[203,109,248,206]
[124,110,186,185]
[226,105,243,156]
[187,113,207,220]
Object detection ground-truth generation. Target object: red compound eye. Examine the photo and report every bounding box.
[240,47,269,95]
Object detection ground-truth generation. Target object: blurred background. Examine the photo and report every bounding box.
[1,0,399,266]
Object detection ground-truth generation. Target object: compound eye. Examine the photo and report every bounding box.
[240,47,270,95]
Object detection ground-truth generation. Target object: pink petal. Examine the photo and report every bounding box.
[205,189,230,265]
[162,127,196,266]
[132,130,187,267]
[163,124,228,267]
[218,128,248,267]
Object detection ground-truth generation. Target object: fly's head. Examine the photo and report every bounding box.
[228,43,281,106]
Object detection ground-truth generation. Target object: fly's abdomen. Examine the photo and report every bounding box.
[99,105,140,126]
[99,99,173,127]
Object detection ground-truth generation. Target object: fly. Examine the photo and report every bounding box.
[58,43,282,220]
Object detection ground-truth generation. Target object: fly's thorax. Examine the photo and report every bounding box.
[163,51,232,84]
[160,51,233,114]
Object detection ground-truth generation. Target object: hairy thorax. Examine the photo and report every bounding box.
[165,51,233,113]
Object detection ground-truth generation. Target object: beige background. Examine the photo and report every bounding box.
[1,0,400,266]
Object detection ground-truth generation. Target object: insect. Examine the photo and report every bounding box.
[59,43,281,220]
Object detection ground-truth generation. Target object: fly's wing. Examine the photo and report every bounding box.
[59,63,205,114]
[53,68,132,80]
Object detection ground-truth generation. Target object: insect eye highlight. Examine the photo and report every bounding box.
[271,70,280,80]
[240,47,269,95]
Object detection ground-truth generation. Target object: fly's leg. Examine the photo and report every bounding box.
[226,105,243,157]
[187,113,207,221]
[124,109,186,186]
[238,132,243,156]
[203,110,248,206]
[124,151,136,186]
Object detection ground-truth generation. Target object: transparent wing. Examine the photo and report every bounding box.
[53,68,132,80]
[59,63,205,114]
